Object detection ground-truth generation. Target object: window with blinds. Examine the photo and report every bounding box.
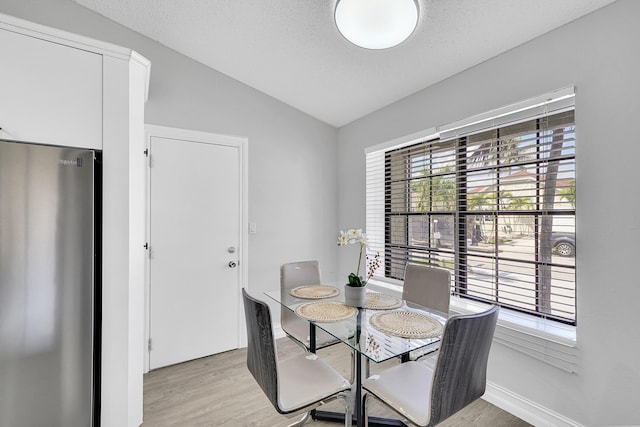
[366,90,576,325]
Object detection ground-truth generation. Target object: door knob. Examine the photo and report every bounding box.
[228,261,237,268]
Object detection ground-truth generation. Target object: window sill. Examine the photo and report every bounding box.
[367,278,578,372]
[449,296,576,346]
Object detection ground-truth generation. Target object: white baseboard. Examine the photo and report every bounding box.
[273,323,286,340]
[484,381,583,427]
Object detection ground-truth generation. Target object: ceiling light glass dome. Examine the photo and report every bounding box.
[335,0,419,50]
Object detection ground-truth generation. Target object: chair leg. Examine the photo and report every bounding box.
[349,349,356,384]
[286,411,310,427]
[362,392,369,427]
[340,392,353,427]
[285,334,312,352]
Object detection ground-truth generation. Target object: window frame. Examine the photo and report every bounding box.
[365,88,578,371]
[382,115,576,323]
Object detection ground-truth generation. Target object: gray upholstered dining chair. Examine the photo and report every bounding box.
[280,260,341,350]
[242,288,352,427]
[362,305,499,427]
[403,263,451,314]
[402,263,451,362]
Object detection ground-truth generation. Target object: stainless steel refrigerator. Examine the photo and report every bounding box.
[0,140,99,426]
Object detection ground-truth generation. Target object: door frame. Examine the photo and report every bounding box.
[143,124,248,373]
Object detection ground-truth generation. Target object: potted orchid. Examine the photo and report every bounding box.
[338,228,380,306]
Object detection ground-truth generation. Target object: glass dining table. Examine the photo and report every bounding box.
[265,285,448,427]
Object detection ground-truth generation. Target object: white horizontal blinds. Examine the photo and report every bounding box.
[450,107,576,325]
[439,86,575,140]
[384,139,457,281]
[366,88,577,371]
[366,150,386,281]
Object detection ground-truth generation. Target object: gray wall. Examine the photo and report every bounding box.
[0,0,340,296]
[338,1,640,425]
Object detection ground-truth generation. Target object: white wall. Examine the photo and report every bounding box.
[0,0,340,319]
[337,1,640,425]
[0,1,340,426]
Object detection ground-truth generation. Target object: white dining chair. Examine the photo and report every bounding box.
[402,263,451,362]
[403,263,451,314]
[280,261,341,350]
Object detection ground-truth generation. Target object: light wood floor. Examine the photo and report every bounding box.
[143,338,532,426]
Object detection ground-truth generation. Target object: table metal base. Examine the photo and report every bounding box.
[308,310,410,427]
[312,410,407,426]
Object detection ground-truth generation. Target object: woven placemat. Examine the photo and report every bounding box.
[369,310,443,339]
[295,301,357,323]
[363,293,403,310]
[290,285,340,299]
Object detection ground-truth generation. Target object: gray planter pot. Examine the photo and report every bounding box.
[344,284,366,307]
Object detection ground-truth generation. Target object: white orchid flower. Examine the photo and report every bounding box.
[337,232,349,246]
[338,227,377,287]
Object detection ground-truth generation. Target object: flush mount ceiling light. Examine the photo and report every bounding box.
[335,0,419,50]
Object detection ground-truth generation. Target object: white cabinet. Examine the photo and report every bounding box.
[0,11,151,427]
[0,28,102,148]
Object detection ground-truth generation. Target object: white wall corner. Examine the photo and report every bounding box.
[484,381,583,427]
[129,50,151,102]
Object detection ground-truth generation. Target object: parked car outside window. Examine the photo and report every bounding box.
[551,232,576,257]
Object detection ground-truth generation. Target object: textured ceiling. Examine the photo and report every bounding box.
[72,0,616,127]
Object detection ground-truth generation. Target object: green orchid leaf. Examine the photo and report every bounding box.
[348,273,365,287]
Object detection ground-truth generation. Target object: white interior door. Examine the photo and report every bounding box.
[148,133,242,369]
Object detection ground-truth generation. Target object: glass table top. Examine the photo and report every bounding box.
[265,286,448,364]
